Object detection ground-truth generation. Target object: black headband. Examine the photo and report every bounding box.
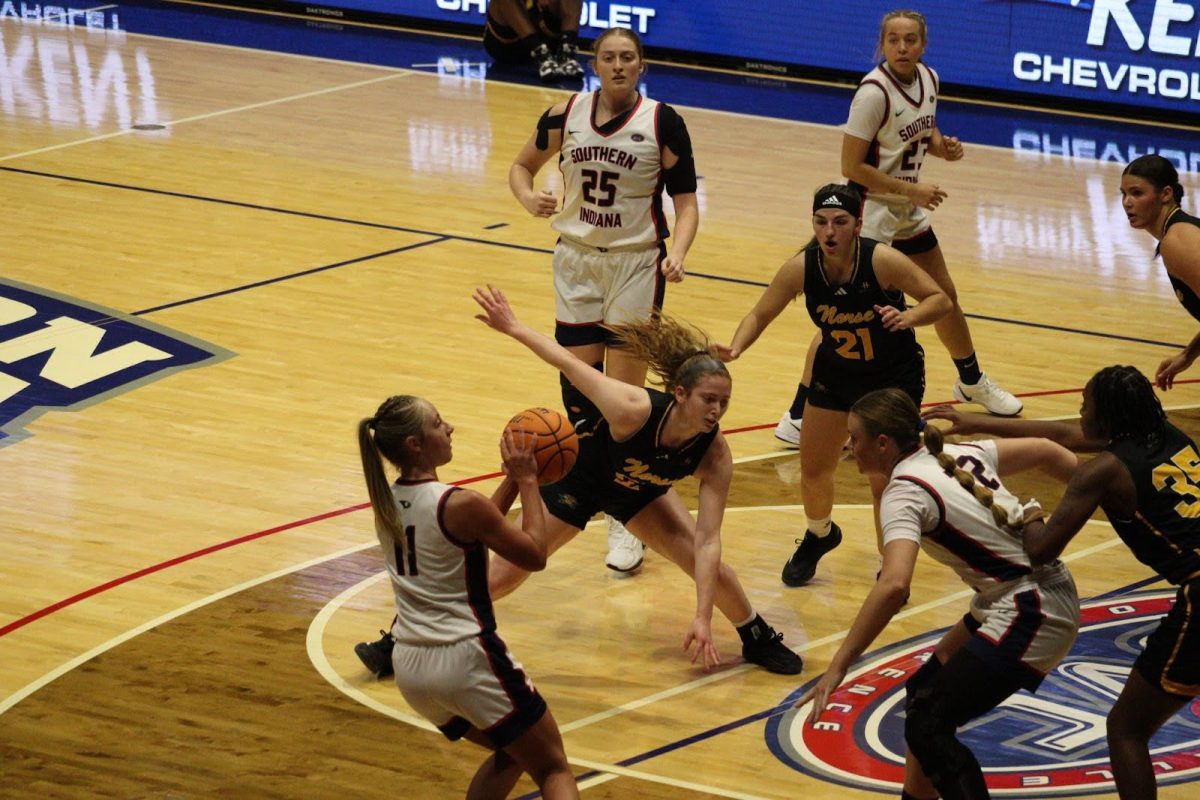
[812,186,863,218]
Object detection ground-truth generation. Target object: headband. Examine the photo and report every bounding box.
[812,186,863,218]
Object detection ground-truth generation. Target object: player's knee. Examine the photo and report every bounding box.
[904,693,963,775]
[905,657,941,701]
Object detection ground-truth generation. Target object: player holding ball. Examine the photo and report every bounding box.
[504,407,579,485]
[471,283,803,675]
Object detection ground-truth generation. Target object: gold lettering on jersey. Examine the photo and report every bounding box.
[899,116,935,143]
[815,304,876,325]
[617,458,675,487]
[1151,445,1200,518]
[570,146,639,170]
[580,207,623,228]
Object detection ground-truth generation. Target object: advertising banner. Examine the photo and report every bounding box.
[276,0,1200,115]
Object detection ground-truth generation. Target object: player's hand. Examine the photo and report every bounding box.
[523,188,559,218]
[1021,498,1046,525]
[942,136,964,162]
[908,182,947,210]
[921,404,983,435]
[874,304,912,331]
[794,666,847,724]
[714,343,739,362]
[500,428,539,480]
[660,254,686,283]
[1156,350,1194,390]
[473,284,522,336]
[683,616,720,671]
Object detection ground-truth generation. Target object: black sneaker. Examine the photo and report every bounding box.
[354,630,395,679]
[781,523,843,586]
[742,628,803,675]
[532,43,561,81]
[556,42,584,80]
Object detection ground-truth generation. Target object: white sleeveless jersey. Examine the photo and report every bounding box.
[880,441,1038,603]
[381,479,495,646]
[845,62,940,195]
[553,92,667,249]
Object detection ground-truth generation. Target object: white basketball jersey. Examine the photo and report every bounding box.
[381,479,494,646]
[880,441,1035,601]
[845,62,940,191]
[553,92,666,249]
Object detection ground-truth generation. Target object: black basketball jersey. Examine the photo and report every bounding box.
[589,388,718,493]
[804,237,919,373]
[1163,209,1200,322]
[1105,422,1200,585]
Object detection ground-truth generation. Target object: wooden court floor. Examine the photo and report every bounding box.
[2,16,1200,799]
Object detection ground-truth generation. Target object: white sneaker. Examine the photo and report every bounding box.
[953,373,1023,416]
[774,412,802,447]
[605,516,645,573]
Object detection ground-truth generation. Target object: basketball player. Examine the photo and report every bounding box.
[472,283,803,675]
[1120,155,1200,391]
[509,26,699,575]
[718,184,950,588]
[800,388,1079,800]
[774,9,1020,448]
[925,365,1200,799]
[357,395,577,799]
[483,0,583,82]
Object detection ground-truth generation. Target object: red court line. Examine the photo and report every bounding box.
[721,379,1200,435]
[0,470,501,639]
[6,376,1199,638]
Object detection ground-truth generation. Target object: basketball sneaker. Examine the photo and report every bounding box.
[742,626,803,675]
[782,523,843,586]
[531,42,562,81]
[354,630,395,679]
[605,516,645,573]
[952,373,1023,416]
[556,42,584,80]
[774,412,802,447]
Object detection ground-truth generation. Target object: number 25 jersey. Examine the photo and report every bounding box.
[554,91,668,250]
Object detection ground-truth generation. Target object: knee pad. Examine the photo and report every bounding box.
[559,364,603,429]
[904,692,973,786]
[905,656,942,702]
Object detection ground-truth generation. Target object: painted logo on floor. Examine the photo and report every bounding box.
[0,279,231,445]
[768,589,1200,796]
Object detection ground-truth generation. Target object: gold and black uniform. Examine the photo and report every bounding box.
[541,389,717,529]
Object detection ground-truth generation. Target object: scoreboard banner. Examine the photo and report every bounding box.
[279,0,1200,116]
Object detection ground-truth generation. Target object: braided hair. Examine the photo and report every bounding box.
[852,388,1023,531]
[357,395,428,566]
[1088,365,1167,445]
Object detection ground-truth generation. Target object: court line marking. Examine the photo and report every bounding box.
[6,400,1200,641]
[568,758,770,800]
[305,507,1121,738]
[0,159,1187,349]
[0,71,409,163]
[0,540,375,716]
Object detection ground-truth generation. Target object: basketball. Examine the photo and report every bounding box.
[505,407,578,485]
